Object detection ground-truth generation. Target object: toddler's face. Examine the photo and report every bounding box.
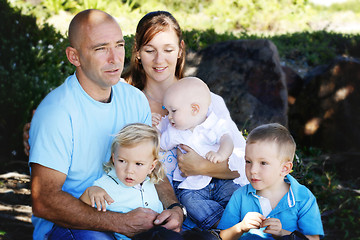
[112,140,156,187]
[244,141,287,194]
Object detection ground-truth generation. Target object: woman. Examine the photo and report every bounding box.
[122,11,246,186]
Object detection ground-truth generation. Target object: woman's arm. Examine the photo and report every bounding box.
[177,144,240,179]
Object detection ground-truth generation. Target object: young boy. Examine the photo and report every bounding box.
[160,77,245,229]
[218,123,324,240]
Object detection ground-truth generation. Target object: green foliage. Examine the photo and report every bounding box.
[0,0,73,158]
[271,31,360,66]
[293,147,360,239]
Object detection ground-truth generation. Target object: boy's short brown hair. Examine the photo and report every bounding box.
[246,123,296,163]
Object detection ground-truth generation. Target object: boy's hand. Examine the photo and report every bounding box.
[262,217,283,237]
[87,186,114,212]
[151,113,162,127]
[237,212,266,233]
[205,151,226,163]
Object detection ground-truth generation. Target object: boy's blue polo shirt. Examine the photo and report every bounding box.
[218,174,324,239]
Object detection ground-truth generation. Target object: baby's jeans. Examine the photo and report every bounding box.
[173,178,240,230]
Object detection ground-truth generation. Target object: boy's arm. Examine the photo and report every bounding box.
[219,223,245,240]
[220,212,265,240]
[305,235,320,240]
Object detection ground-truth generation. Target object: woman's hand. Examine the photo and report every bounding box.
[177,144,239,179]
[23,109,35,156]
[23,122,31,156]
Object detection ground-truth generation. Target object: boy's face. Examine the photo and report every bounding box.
[245,141,291,194]
[163,92,200,131]
[112,140,156,187]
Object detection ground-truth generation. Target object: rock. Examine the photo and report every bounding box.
[288,56,360,152]
[282,65,304,106]
[186,39,288,132]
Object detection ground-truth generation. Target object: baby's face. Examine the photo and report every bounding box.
[163,93,199,131]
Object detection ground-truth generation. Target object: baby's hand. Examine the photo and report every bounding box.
[87,186,114,212]
[205,151,226,163]
[151,113,162,127]
[262,217,283,237]
[238,212,266,233]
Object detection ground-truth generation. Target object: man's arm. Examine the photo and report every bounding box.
[177,144,240,179]
[154,177,183,232]
[31,163,158,237]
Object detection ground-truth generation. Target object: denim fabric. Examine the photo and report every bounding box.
[174,178,240,230]
[45,224,116,240]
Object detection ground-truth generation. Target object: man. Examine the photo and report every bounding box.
[29,9,183,239]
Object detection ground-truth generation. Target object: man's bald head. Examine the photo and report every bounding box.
[68,9,118,48]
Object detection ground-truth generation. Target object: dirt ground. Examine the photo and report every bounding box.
[0,161,33,240]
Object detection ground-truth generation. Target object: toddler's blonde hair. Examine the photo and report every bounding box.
[104,123,165,184]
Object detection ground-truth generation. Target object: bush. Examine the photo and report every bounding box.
[0,0,73,159]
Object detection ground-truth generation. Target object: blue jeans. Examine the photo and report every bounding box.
[173,178,240,230]
[45,224,116,240]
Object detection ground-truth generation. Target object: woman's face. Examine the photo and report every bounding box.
[138,28,181,85]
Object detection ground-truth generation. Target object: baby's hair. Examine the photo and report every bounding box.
[104,123,165,184]
[246,123,296,163]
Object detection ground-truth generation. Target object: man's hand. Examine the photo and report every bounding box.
[121,208,160,237]
[154,207,183,232]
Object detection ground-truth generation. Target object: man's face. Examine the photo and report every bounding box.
[77,20,125,90]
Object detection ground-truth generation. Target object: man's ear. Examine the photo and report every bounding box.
[191,103,200,115]
[66,46,81,67]
[281,161,293,176]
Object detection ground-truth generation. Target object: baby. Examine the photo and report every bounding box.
[159,76,241,229]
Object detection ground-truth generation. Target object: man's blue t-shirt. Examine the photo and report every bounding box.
[29,74,151,239]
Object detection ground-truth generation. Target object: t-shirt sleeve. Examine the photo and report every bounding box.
[29,104,73,175]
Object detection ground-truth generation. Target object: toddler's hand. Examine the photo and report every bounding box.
[262,217,283,237]
[237,212,265,233]
[87,186,114,212]
[205,151,226,163]
[151,113,162,127]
